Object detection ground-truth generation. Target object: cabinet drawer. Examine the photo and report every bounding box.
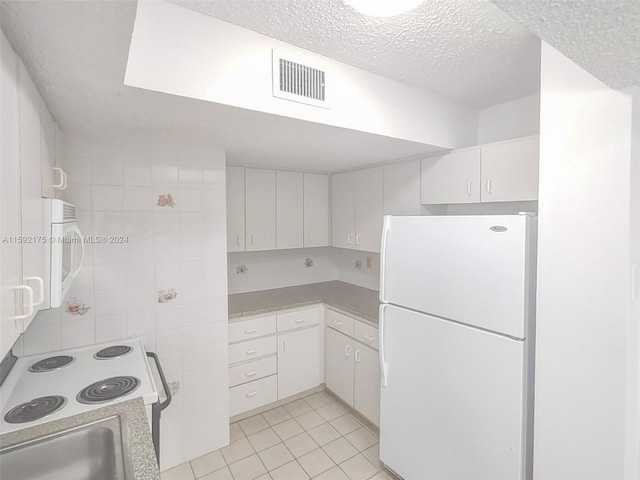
[229,375,278,417]
[229,355,277,387]
[229,336,277,365]
[325,309,354,337]
[229,315,277,343]
[354,321,379,351]
[277,306,322,332]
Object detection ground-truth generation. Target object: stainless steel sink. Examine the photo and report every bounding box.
[0,415,133,480]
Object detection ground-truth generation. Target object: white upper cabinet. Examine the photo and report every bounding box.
[1,33,24,359]
[226,166,245,252]
[421,148,482,204]
[18,60,46,327]
[39,98,57,199]
[303,173,329,247]
[355,166,384,253]
[481,136,539,202]
[421,136,540,205]
[332,167,384,253]
[245,168,276,251]
[331,170,356,249]
[276,171,303,249]
[383,160,421,216]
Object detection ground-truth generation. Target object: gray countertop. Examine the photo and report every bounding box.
[228,281,380,324]
[0,396,159,480]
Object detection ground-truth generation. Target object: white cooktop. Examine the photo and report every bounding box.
[0,339,158,435]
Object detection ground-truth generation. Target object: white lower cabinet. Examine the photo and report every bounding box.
[354,343,381,426]
[278,326,322,399]
[325,327,355,406]
[228,306,324,418]
[325,309,380,426]
[229,375,278,417]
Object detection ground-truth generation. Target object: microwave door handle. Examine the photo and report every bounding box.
[69,225,85,276]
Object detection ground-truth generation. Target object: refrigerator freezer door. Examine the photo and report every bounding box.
[380,214,534,339]
[379,305,527,480]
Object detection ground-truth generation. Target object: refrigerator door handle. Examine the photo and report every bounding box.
[379,304,388,387]
[379,216,391,303]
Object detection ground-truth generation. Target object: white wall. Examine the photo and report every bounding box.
[625,86,640,480]
[18,132,229,471]
[228,247,336,294]
[477,93,540,144]
[125,1,478,150]
[534,42,633,480]
[227,247,379,294]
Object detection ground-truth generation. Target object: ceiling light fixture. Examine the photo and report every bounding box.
[343,0,423,17]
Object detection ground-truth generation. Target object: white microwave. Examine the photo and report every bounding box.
[44,199,85,309]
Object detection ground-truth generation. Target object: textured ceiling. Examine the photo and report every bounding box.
[170,0,541,108]
[0,0,440,171]
[491,0,640,89]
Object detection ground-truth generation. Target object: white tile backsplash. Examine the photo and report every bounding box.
[22,133,229,471]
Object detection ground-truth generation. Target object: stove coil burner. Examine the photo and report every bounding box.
[28,355,74,373]
[94,345,132,359]
[77,376,140,404]
[4,395,67,424]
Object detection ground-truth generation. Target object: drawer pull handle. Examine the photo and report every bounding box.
[245,329,257,334]
[246,391,258,398]
[246,350,257,356]
[334,321,344,326]
[294,319,305,324]
[245,371,257,377]
[364,334,375,342]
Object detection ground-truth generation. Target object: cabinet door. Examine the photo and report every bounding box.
[39,99,56,199]
[18,61,45,327]
[384,160,421,216]
[421,149,481,204]
[303,173,329,247]
[355,166,383,253]
[245,168,276,251]
[278,326,322,399]
[226,166,245,252]
[276,171,303,249]
[54,125,65,200]
[481,136,539,202]
[325,327,354,406]
[331,171,355,249]
[1,33,24,358]
[354,343,381,426]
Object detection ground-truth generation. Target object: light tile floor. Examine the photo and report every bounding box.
[161,391,394,480]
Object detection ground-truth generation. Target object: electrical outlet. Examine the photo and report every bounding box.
[366,256,372,269]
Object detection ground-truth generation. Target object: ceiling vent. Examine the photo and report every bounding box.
[272,50,328,108]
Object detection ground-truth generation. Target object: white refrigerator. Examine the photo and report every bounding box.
[379,214,536,480]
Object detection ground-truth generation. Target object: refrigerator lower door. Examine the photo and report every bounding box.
[379,305,528,480]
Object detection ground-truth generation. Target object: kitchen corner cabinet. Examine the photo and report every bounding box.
[331,166,383,253]
[383,160,421,216]
[276,171,304,249]
[303,173,329,247]
[420,135,539,205]
[245,168,276,251]
[227,166,246,252]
